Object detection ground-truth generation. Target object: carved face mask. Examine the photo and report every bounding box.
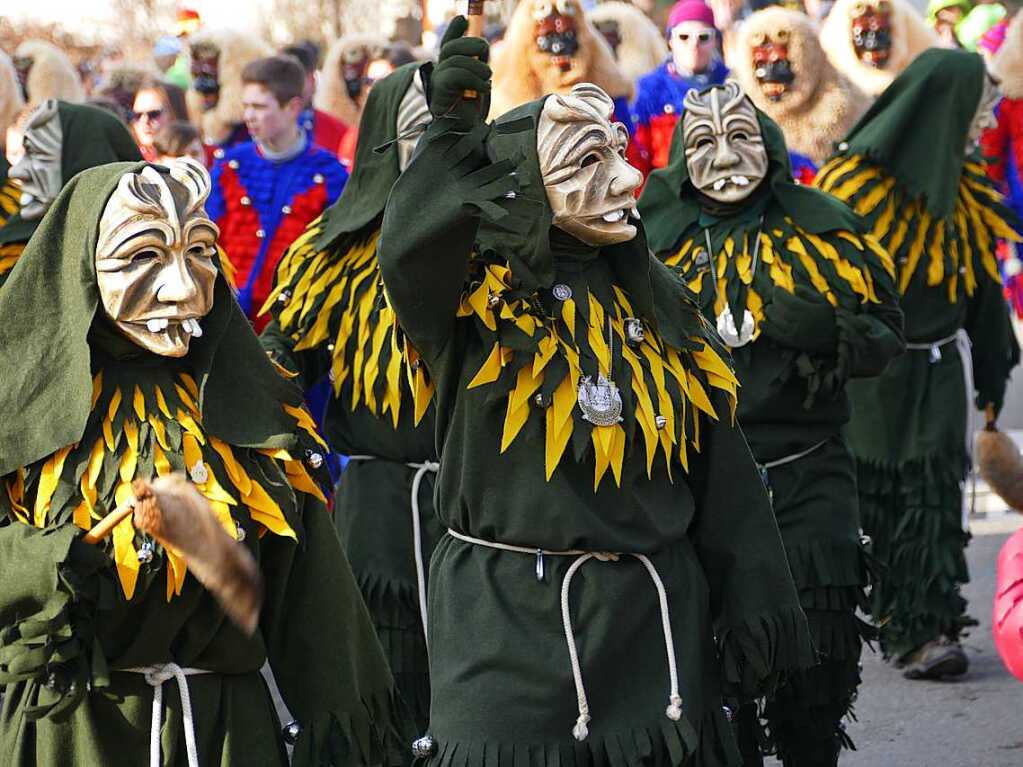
[750,29,795,102]
[850,1,893,68]
[538,83,642,246]
[95,159,219,357]
[682,82,768,204]
[533,0,579,72]
[967,74,1001,150]
[8,100,63,221]
[395,69,431,172]
[190,46,221,111]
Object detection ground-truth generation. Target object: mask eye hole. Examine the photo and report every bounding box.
[132,249,161,264]
[581,152,601,167]
[187,244,210,259]
[694,136,714,149]
[731,132,749,142]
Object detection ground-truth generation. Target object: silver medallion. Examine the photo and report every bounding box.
[624,317,644,346]
[552,283,572,301]
[716,305,755,348]
[577,374,624,426]
[189,459,209,484]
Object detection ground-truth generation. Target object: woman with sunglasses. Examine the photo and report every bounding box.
[131,79,181,162]
[629,0,727,182]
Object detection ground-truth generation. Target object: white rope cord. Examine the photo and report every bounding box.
[347,456,439,648]
[757,439,829,471]
[447,529,683,741]
[123,663,212,767]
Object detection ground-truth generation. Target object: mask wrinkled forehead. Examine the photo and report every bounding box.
[537,83,624,174]
[682,80,753,135]
[98,159,214,254]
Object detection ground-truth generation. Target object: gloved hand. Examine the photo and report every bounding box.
[760,285,838,354]
[428,15,491,129]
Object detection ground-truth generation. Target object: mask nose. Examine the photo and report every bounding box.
[609,155,643,197]
[711,141,740,170]
[9,158,29,182]
[155,257,199,304]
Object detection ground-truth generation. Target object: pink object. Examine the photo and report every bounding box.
[979,19,1009,56]
[666,0,717,32]
[994,527,1023,681]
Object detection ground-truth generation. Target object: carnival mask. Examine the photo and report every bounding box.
[682,82,768,204]
[533,0,579,72]
[395,69,431,172]
[95,159,219,358]
[967,74,1001,150]
[342,45,375,101]
[538,83,641,246]
[750,29,795,101]
[8,100,63,221]
[190,45,221,110]
[850,0,892,68]
[670,21,717,77]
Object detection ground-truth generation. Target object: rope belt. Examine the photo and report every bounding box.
[757,439,829,472]
[446,529,683,741]
[905,332,960,363]
[347,456,440,648]
[122,663,213,767]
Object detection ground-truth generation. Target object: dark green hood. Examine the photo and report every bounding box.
[0,100,142,246]
[639,93,862,255]
[476,96,716,352]
[834,48,985,218]
[0,161,302,477]
[314,62,421,251]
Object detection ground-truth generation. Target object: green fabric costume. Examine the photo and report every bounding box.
[377,31,815,766]
[639,102,904,766]
[0,161,403,766]
[815,48,1022,660]
[0,100,142,288]
[260,62,440,739]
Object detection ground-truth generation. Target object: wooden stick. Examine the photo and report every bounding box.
[82,497,136,544]
[463,0,485,99]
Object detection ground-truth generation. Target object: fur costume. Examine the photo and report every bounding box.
[314,34,388,128]
[819,0,937,96]
[733,7,870,165]
[94,64,159,117]
[586,1,669,82]
[0,52,24,149]
[186,29,272,146]
[13,40,84,106]
[489,0,633,119]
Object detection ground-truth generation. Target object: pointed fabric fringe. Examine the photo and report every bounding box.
[3,368,326,602]
[664,218,893,344]
[458,261,739,490]
[815,155,1022,300]
[262,218,435,426]
[419,704,740,767]
[716,605,818,700]
[0,178,18,227]
[0,242,25,283]
[855,454,976,659]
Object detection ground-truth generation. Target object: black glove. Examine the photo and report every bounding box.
[428,15,491,129]
[760,285,838,354]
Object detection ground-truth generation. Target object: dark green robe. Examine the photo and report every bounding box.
[377,98,815,767]
[815,48,1023,657]
[0,162,403,766]
[260,63,440,737]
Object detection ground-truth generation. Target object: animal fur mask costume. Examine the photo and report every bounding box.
[992,13,1023,100]
[489,0,632,119]
[13,40,84,106]
[185,29,272,145]
[819,0,938,96]
[733,6,870,164]
[586,1,669,82]
[0,52,25,147]
[314,35,389,128]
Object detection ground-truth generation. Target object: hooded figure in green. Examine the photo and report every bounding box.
[0,158,403,766]
[377,19,814,767]
[815,48,1022,679]
[639,80,904,767]
[260,62,440,740]
[0,99,142,287]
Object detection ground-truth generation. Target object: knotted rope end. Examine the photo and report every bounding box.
[572,713,591,741]
[666,694,683,721]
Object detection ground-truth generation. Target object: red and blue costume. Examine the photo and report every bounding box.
[300,107,350,157]
[628,59,729,178]
[982,98,1023,317]
[207,137,346,330]
[789,150,818,186]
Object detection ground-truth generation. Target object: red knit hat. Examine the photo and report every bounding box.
[667,0,717,32]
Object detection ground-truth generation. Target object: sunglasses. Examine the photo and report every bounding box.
[131,109,164,123]
[674,31,715,44]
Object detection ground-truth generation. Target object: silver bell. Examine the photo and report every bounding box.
[282,720,302,745]
[412,735,437,759]
[487,293,501,308]
[722,705,734,723]
[277,290,292,305]
[655,415,668,430]
[236,526,247,543]
[137,541,155,564]
[306,451,324,469]
[624,318,644,346]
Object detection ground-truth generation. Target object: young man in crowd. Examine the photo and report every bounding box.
[207,55,346,329]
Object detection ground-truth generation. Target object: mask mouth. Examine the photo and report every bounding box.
[134,317,204,337]
[754,59,795,101]
[709,174,757,193]
[851,16,892,67]
[536,14,579,70]
[595,205,638,224]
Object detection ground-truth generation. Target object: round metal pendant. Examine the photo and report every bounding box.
[577,374,624,426]
[716,306,754,348]
[552,283,572,301]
